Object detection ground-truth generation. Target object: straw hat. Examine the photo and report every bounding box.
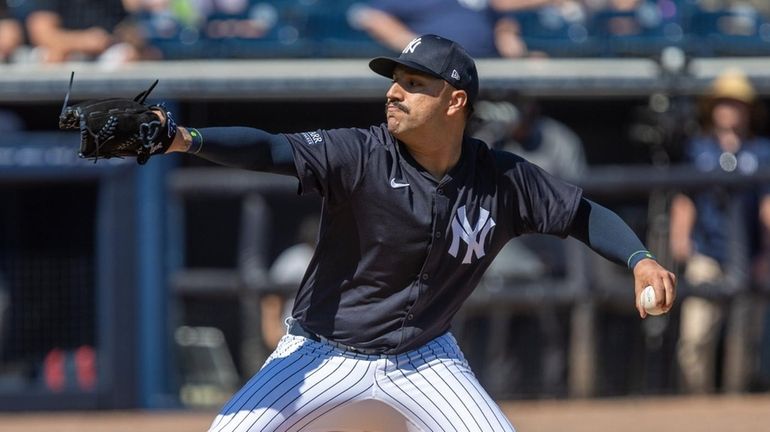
[707,68,756,105]
[699,68,765,133]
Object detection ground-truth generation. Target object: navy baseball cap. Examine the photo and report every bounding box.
[369,34,479,104]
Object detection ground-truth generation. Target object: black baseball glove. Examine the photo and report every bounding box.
[58,73,177,165]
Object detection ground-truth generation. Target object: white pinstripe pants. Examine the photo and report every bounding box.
[208,330,516,432]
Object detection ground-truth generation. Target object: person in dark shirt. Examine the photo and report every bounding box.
[352,0,500,58]
[25,0,145,63]
[151,34,675,430]
[670,68,770,394]
[351,0,538,58]
[0,0,23,62]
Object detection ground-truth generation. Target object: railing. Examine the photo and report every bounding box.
[5,57,770,102]
[167,164,770,399]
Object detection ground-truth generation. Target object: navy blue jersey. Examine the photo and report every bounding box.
[284,123,582,354]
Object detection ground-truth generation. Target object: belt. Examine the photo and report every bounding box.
[287,320,387,356]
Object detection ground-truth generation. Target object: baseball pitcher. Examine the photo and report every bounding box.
[60,34,676,431]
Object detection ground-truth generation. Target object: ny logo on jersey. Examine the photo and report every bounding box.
[402,37,422,54]
[448,205,496,264]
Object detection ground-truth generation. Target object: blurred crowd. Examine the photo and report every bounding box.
[1,0,770,64]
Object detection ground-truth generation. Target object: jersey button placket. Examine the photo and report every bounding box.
[433,187,446,242]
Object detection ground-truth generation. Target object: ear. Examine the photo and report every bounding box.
[447,90,468,117]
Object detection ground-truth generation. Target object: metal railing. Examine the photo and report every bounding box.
[167,164,770,398]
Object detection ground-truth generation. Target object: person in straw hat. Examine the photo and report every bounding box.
[669,68,770,393]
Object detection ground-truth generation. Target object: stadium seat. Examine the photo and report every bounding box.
[512,9,602,58]
[301,1,390,58]
[685,7,770,56]
[138,1,315,59]
[590,3,685,57]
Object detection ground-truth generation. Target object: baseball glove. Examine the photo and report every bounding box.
[58,73,177,165]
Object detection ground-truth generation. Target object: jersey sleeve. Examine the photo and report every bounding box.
[283,127,378,202]
[500,152,583,236]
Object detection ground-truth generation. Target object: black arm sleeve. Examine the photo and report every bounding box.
[569,198,654,269]
[191,127,297,176]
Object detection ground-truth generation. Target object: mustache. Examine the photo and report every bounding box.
[385,101,410,114]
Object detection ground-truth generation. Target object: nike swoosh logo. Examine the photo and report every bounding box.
[390,178,410,189]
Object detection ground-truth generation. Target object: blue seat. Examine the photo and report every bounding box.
[686,8,770,56]
[300,1,389,58]
[137,1,315,59]
[589,3,685,57]
[512,9,602,57]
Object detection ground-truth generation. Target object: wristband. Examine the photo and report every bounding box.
[188,128,204,154]
[627,250,655,268]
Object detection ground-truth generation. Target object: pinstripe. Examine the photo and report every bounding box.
[407,349,471,431]
[292,362,374,431]
[211,356,288,429]
[211,338,318,431]
[295,385,372,431]
[254,354,350,430]
[432,338,496,431]
[394,360,458,431]
[211,332,515,432]
[210,347,310,432]
[228,353,334,431]
[425,343,483,431]
[457,368,512,430]
[435,337,513,431]
[210,367,270,431]
[213,344,325,432]
[386,359,451,432]
[377,376,435,432]
[212,337,303,422]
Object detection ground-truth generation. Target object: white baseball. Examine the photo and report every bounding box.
[641,285,665,316]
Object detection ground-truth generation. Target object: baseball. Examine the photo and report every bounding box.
[641,285,665,316]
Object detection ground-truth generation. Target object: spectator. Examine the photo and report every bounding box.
[695,0,770,16]
[351,0,546,58]
[262,214,319,350]
[597,0,652,36]
[472,96,586,178]
[494,0,591,58]
[669,68,770,393]
[466,96,586,397]
[0,1,23,62]
[472,96,587,279]
[25,0,147,63]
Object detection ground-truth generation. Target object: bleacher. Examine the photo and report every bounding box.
[128,0,770,59]
[136,0,389,60]
[4,0,770,60]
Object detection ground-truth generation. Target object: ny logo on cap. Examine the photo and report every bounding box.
[402,37,422,54]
